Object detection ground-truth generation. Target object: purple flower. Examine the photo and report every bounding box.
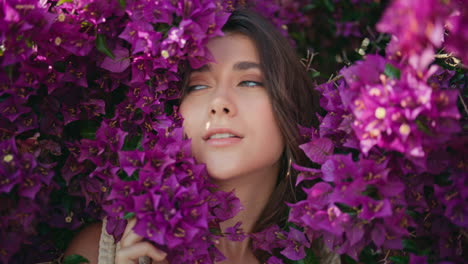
[77,139,107,165]
[445,5,468,64]
[251,224,288,254]
[210,189,243,222]
[340,54,461,159]
[224,222,246,241]
[409,254,428,264]
[335,21,361,37]
[0,0,55,66]
[376,0,450,56]
[280,227,310,260]
[266,256,284,264]
[0,138,21,193]
[358,197,392,220]
[119,22,162,55]
[118,150,145,177]
[299,137,334,165]
[0,95,30,122]
[130,55,154,84]
[100,45,131,73]
[434,173,468,228]
[102,127,241,262]
[96,122,128,152]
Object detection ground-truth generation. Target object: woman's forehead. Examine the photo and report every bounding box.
[205,33,260,65]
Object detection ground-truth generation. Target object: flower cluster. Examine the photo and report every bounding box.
[251,224,310,263]
[340,53,460,160]
[0,0,467,263]
[0,0,307,262]
[377,0,468,65]
[376,0,451,57]
[286,0,467,263]
[289,151,411,259]
[0,137,57,264]
[102,128,242,263]
[225,0,309,37]
[445,2,468,64]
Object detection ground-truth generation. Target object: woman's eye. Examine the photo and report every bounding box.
[187,85,209,92]
[239,81,263,87]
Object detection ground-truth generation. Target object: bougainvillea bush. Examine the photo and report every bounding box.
[0,0,466,263]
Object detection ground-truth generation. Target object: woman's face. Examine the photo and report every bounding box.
[179,33,284,181]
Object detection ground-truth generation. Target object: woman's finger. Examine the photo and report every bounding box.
[122,218,137,237]
[120,230,144,248]
[115,241,168,263]
[120,218,143,248]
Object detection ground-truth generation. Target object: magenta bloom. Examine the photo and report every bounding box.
[279,227,310,260]
[376,0,451,56]
[340,54,461,159]
[103,128,242,263]
[224,222,247,241]
[445,5,468,64]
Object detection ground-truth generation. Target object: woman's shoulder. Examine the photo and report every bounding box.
[64,221,103,264]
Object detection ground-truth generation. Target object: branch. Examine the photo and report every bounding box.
[459,93,468,116]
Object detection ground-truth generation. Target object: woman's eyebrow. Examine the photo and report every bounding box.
[191,61,260,73]
[233,61,261,71]
[192,64,212,73]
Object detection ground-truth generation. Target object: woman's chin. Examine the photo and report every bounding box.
[206,168,240,182]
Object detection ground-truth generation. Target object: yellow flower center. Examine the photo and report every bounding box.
[369,88,381,96]
[399,123,411,136]
[3,154,13,163]
[58,13,66,22]
[375,107,386,119]
[161,50,169,59]
[54,37,62,46]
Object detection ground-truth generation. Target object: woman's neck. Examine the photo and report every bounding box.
[213,164,279,263]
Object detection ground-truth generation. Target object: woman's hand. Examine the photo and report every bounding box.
[115,218,169,264]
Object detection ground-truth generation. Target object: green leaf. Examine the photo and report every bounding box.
[5,65,14,79]
[209,227,223,236]
[117,168,140,181]
[389,256,409,264]
[323,0,335,12]
[96,34,115,59]
[79,121,100,139]
[62,195,73,212]
[358,246,380,263]
[122,134,142,151]
[341,254,358,264]
[310,71,321,78]
[124,212,135,219]
[361,185,381,200]
[53,61,66,73]
[302,249,320,264]
[415,119,433,136]
[63,254,89,264]
[57,0,73,6]
[302,4,317,12]
[335,202,358,216]
[384,63,401,79]
[403,239,419,253]
[117,0,126,8]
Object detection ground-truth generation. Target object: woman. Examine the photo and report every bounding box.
[65,9,338,264]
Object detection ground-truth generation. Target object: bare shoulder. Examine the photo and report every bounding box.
[64,221,103,264]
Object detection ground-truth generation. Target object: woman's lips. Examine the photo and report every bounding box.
[203,128,243,140]
[203,128,244,147]
[205,137,242,147]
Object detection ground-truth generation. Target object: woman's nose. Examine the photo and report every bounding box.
[209,88,237,117]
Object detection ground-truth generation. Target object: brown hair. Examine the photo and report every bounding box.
[180,9,320,262]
